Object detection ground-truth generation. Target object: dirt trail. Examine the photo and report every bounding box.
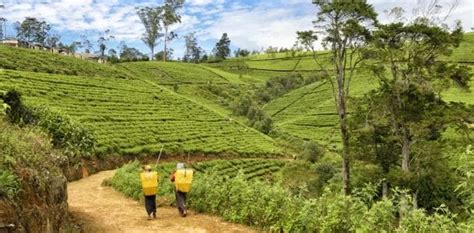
[68,170,257,233]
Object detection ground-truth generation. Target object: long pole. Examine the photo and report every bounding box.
[155,145,164,165]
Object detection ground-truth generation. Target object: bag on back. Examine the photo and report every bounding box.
[175,169,193,193]
[140,171,158,196]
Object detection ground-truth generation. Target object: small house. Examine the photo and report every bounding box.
[1,38,20,47]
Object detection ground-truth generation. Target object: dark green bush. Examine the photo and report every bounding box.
[301,141,325,163]
[3,89,38,125]
[0,169,20,199]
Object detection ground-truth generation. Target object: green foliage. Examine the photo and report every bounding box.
[137,6,163,59]
[3,89,37,125]
[111,158,474,231]
[2,89,95,158]
[16,17,51,45]
[0,120,67,201]
[231,95,273,134]
[213,33,231,60]
[35,108,96,158]
[110,161,144,200]
[189,172,469,232]
[0,169,20,199]
[255,73,307,103]
[301,141,325,163]
[456,145,474,213]
[110,159,287,202]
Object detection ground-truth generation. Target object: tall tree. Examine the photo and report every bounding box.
[97,29,114,60]
[45,33,61,48]
[137,6,163,60]
[367,17,471,206]
[65,41,81,53]
[312,0,377,195]
[16,17,51,45]
[120,45,148,62]
[80,35,93,54]
[162,0,184,62]
[213,33,231,60]
[184,32,203,63]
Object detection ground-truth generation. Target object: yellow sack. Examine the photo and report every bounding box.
[175,169,193,193]
[140,172,158,196]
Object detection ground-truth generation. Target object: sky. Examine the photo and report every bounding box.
[1,0,473,59]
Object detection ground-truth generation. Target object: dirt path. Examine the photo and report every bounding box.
[68,170,257,233]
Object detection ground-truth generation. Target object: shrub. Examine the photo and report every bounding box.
[111,160,473,232]
[3,89,37,125]
[2,90,96,159]
[301,141,325,163]
[36,108,96,158]
[0,169,20,199]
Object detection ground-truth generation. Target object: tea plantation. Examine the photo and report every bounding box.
[0,49,281,156]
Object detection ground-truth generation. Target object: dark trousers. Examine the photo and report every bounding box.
[175,190,187,214]
[144,195,156,216]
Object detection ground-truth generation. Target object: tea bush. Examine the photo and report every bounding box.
[0,69,280,156]
[2,90,96,159]
[111,159,474,231]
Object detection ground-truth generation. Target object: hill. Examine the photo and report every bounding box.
[1,32,472,156]
[0,45,126,78]
[212,33,474,146]
[0,46,281,156]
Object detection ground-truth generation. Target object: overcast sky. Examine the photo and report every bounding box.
[1,0,473,58]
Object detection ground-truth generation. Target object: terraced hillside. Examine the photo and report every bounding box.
[0,45,127,78]
[249,33,474,145]
[0,46,281,156]
[1,32,472,155]
[263,70,379,146]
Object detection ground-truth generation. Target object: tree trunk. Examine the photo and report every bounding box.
[163,27,168,62]
[401,127,410,172]
[339,101,351,195]
[412,190,418,209]
[337,69,351,195]
[151,47,154,61]
[382,180,389,197]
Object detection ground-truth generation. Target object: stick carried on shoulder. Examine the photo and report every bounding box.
[156,145,164,165]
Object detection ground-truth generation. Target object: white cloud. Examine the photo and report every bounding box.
[187,0,225,6]
[0,0,145,40]
[202,3,314,50]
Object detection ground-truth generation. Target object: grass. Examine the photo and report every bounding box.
[448,32,474,62]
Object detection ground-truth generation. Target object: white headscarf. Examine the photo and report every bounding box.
[177,163,185,169]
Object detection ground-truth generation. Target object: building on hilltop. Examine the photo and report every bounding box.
[0,38,28,47]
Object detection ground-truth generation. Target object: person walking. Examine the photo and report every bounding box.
[140,165,158,220]
[170,163,193,217]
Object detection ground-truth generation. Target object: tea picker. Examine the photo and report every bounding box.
[139,145,163,220]
[170,153,194,217]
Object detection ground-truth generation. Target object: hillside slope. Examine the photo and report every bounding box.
[241,33,474,146]
[0,46,281,156]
